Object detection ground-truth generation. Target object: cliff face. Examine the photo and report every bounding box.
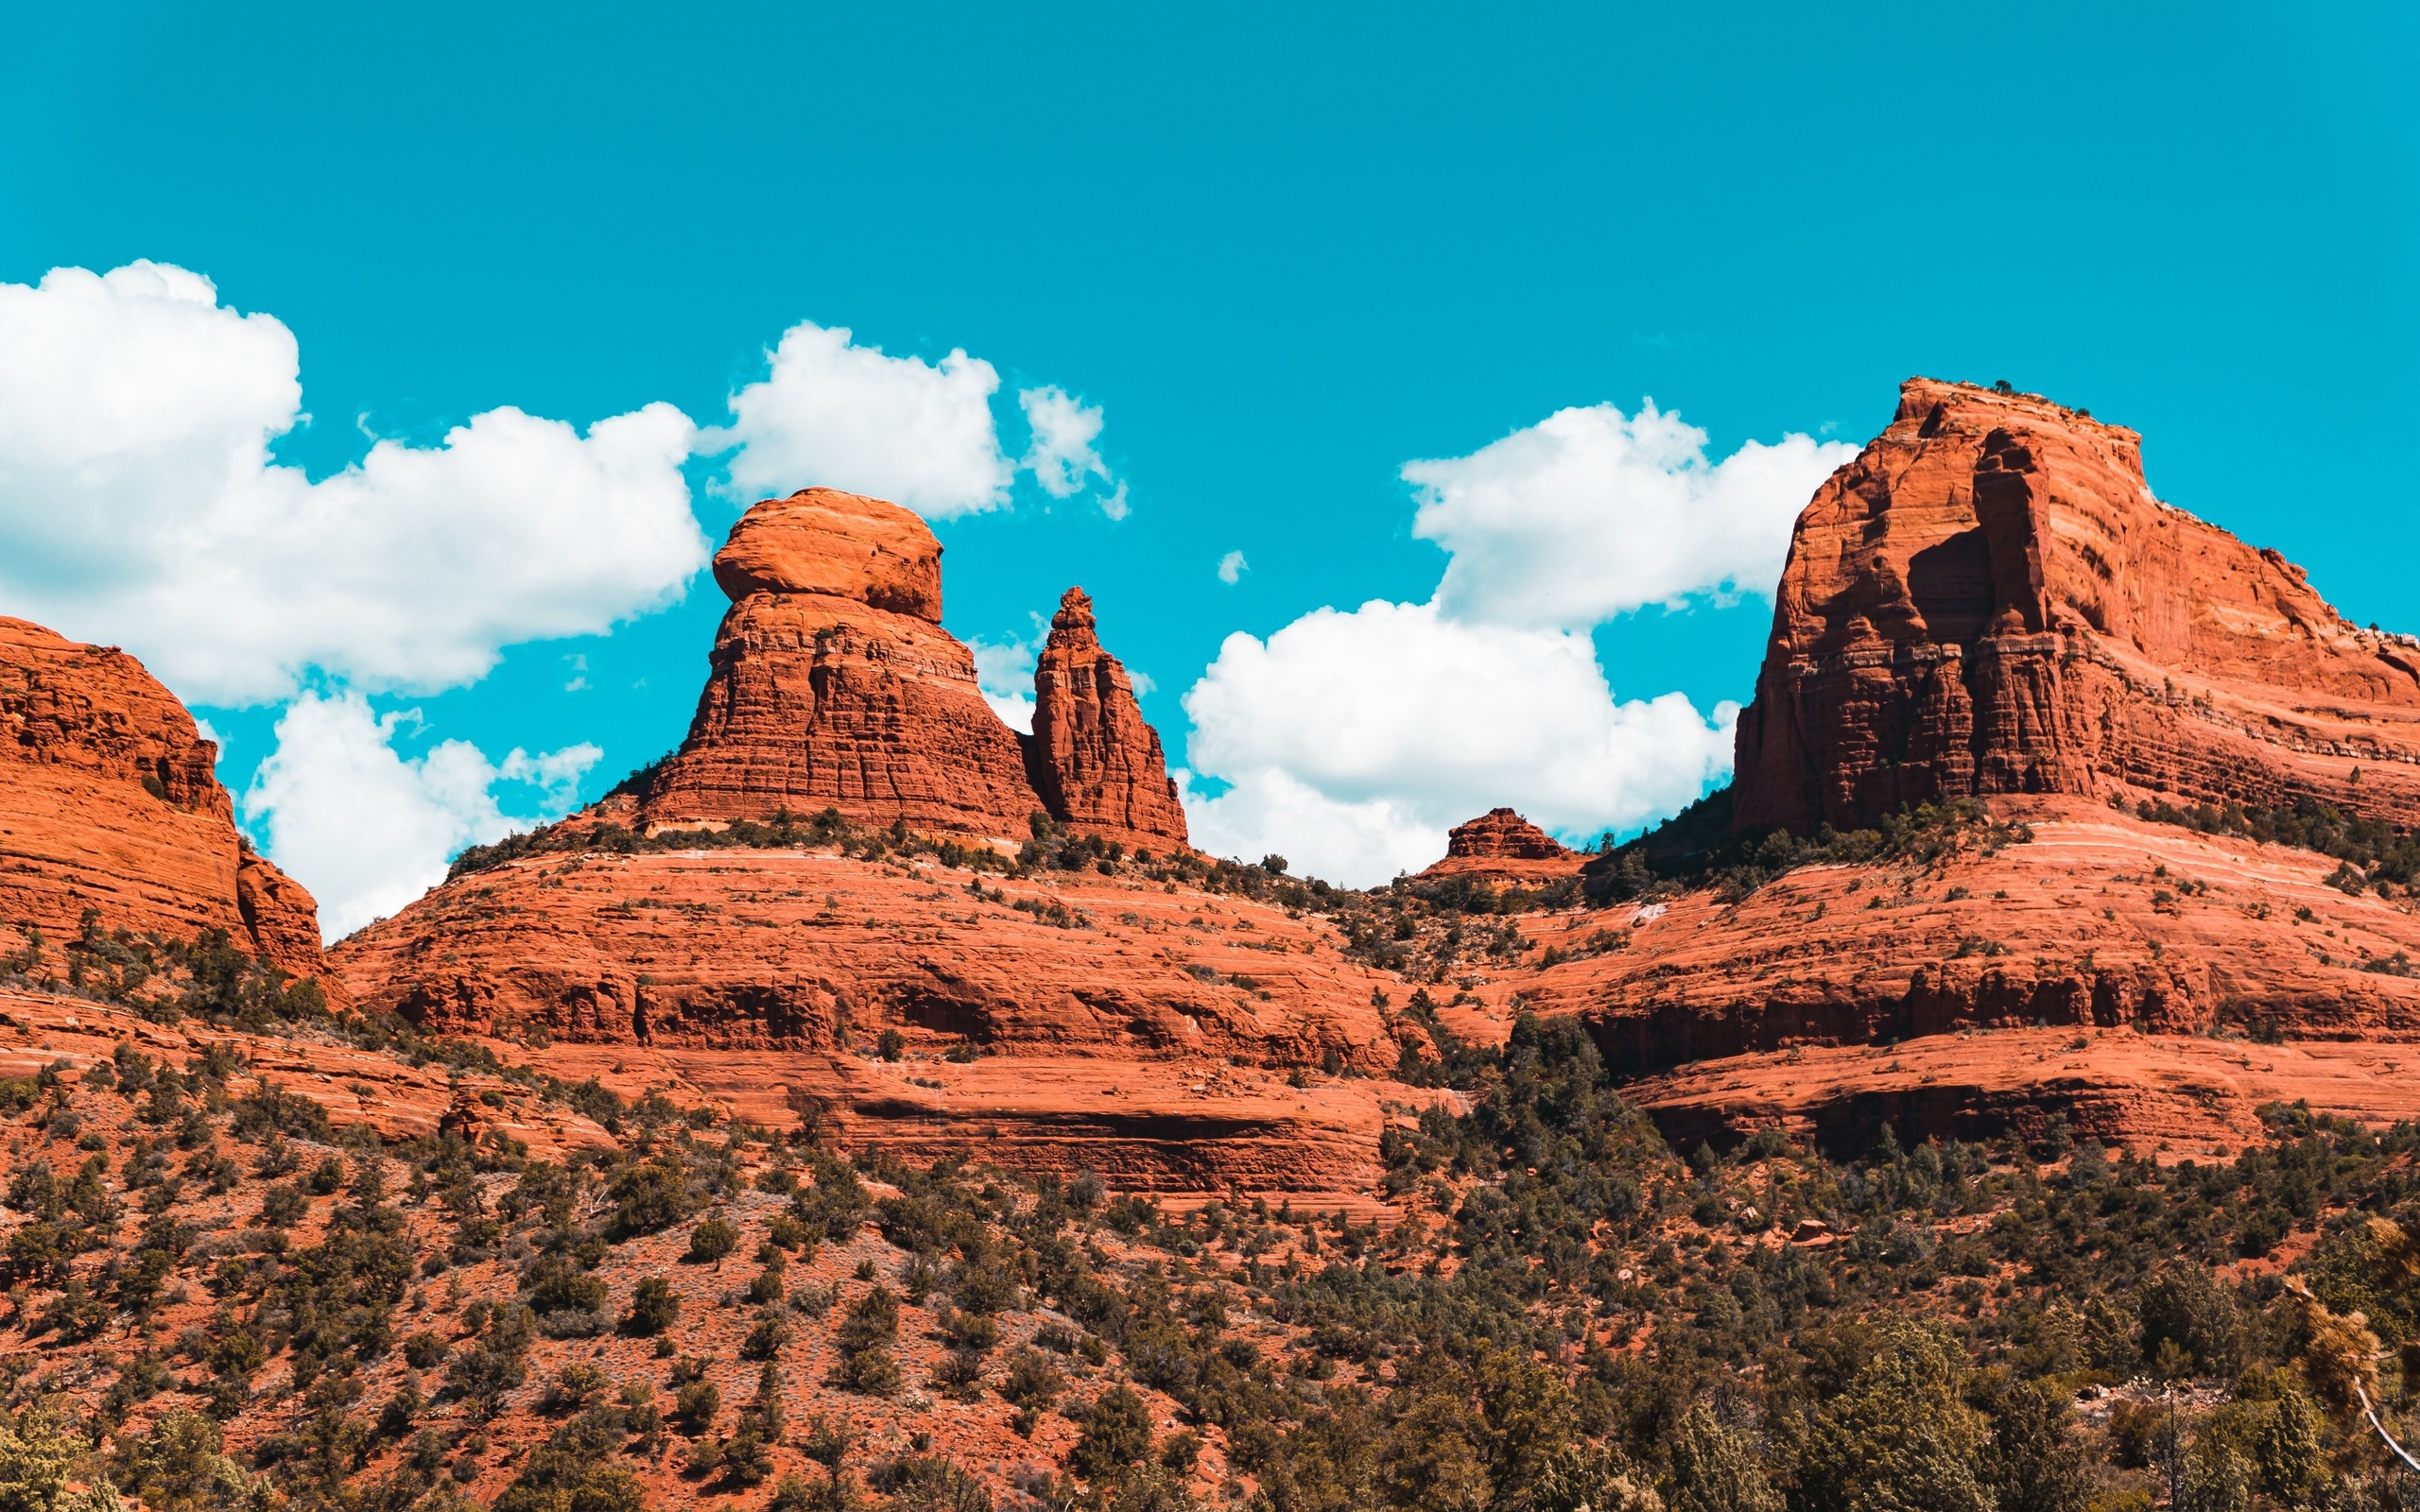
[638,490,1046,837]
[332,848,1405,1193]
[1733,379,2420,834]
[0,616,329,979]
[1528,795,2420,1149]
[640,490,1188,846]
[1027,588,1188,848]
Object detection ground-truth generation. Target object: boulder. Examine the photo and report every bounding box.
[709,487,944,618]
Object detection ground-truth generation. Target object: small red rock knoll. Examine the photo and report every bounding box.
[1733,379,2420,834]
[0,615,329,980]
[1027,588,1187,848]
[1420,807,1582,883]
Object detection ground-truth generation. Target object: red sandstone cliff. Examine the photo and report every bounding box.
[638,490,1044,837]
[1028,588,1187,848]
[332,850,1405,1193]
[1733,379,2420,834]
[0,616,329,980]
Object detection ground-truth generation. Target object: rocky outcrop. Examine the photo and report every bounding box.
[1027,589,1187,848]
[332,845,1406,1192]
[1447,808,1571,862]
[1419,808,1583,883]
[1733,379,2420,835]
[709,487,944,617]
[639,491,1191,846]
[636,490,1046,837]
[1493,796,2420,1146]
[0,616,331,979]
[1623,1029,2420,1160]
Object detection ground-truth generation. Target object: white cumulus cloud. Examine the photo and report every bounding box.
[969,631,1040,735]
[1017,385,1114,500]
[711,320,1012,517]
[1181,601,1737,883]
[0,261,708,707]
[1217,550,1249,585]
[711,321,1132,520]
[243,690,599,940]
[1180,399,1839,885]
[1405,401,1856,629]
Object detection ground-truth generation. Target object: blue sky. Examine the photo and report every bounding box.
[3,2,2414,930]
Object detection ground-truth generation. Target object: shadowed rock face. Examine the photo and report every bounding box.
[1027,588,1187,848]
[1733,378,2420,835]
[0,616,329,980]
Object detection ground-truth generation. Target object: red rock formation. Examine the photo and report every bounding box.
[1482,796,2420,1147]
[1418,807,1583,883]
[1733,379,2420,835]
[1446,808,1571,862]
[639,492,1195,848]
[637,490,1042,837]
[709,486,944,617]
[1028,588,1187,847]
[332,846,1406,1193]
[1624,1029,2420,1160]
[0,616,331,980]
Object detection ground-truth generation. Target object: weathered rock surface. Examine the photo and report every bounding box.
[1027,588,1187,847]
[1488,798,2420,1147]
[637,490,1043,837]
[1623,1028,2420,1161]
[709,486,945,618]
[334,847,1409,1194]
[1420,807,1582,883]
[0,616,331,980]
[639,492,1188,845]
[1733,378,2420,835]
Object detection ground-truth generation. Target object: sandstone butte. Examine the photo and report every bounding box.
[1417,806,1584,884]
[1734,377,2420,833]
[0,616,331,987]
[1499,379,2420,1152]
[633,488,1185,849]
[334,488,1391,1199]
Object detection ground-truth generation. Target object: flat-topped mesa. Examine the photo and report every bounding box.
[0,616,329,980]
[1027,588,1188,847]
[1732,378,2420,835]
[636,489,1040,837]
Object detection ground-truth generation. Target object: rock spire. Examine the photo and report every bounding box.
[1028,588,1188,848]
